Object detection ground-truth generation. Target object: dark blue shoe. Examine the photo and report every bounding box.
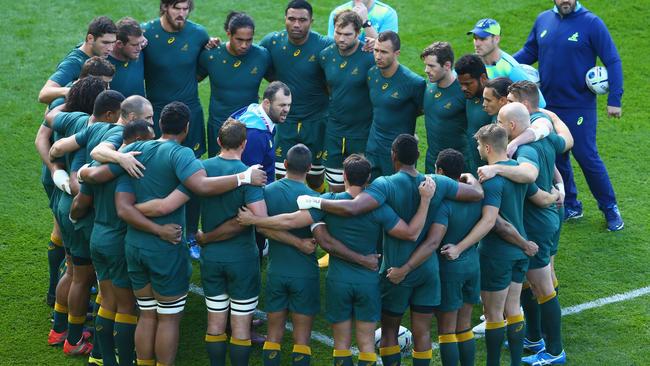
[605,205,624,231]
[563,207,583,221]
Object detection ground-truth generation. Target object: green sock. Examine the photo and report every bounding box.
[292,345,311,366]
[47,241,65,300]
[358,351,378,366]
[539,292,563,355]
[456,329,476,366]
[52,302,68,333]
[379,345,401,366]
[521,286,542,342]
[506,314,525,366]
[262,341,281,366]
[114,313,137,366]
[90,299,102,360]
[438,334,458,366]
[229,337,252,366]
[67,314,86,345]
[333,349,353,366]
[95,308,116,365]
[485,321,506,366]
[413,348,433,366]
[205,334,227,366]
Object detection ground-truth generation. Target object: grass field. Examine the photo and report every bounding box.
[2,0,649,365]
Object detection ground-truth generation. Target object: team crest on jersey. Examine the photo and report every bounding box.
[321,151,328,160]
[540,30,548,38]
[435,91,442,98]
[275,147,282,157]
[181,43,189,51]
[568,32,579,42]
[123,62,129,68]
[251,67,258,75]
[391,91,400,99]
[444,102,452,109]
[340,60,347,69]
[351,67,359,75]
[233,60,242,68]
[293,49,301,57]
[167,37,175,44]
[381,83,389,90]
[309,55,316,62]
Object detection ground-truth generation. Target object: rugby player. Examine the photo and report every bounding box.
[327,0,398,40]
[108,17,146,97]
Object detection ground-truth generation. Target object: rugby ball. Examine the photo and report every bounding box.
[374,326,413,353]
[520,64,540,86]
[586,66,609,95]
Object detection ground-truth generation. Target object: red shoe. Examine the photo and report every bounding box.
[48,329,68,346]
[63,332,93,356]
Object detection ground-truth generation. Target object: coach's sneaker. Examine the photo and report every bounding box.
[523,338,546,353]
[63,331,93,356]
[88,355,104,366]
[522,349,566,365]
[605,205,624,231]
[48,329,68,346]
[563,207,583,221]
[188,235,201,260]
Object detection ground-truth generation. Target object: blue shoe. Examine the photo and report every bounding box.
[188,235,201,260]
[523,338,546,353]
[563,207,583,221]
[604,205,624,231]
[522,350,566,365]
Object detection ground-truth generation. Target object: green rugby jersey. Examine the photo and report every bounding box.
[264,178,319,278]
[52,112,91,172]
[49,48,90,86]
[318,42,375,138]
[199,157,264,262]
[74,122,124,164]
[479,160,529,260]
[366,64,425,156]
[310,192,399,284]
[41,98,67,189]
[107,54,145,97]
[81,170,125,251]
[365,171,458,287]
[465,96,492,175]
[109,140,203,251]
[260,30,333,123]
[198,44,271,128]
[434,199,482,273]
[423,79,467,172]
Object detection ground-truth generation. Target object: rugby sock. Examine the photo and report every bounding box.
[95,306,116,365]
[358,351,378,366]
[292,344,311,366]
[456,329,476,366]
[136,359,155,365]
[262,341,281,366]
[229,337,252,366]
[379,345,401,366]
[315,181,327,194]
[539,291,563,355]
[333,349,353,366]
[485,321,505,366]
[114,313,137,366]
[52,302,68,333]
[521,285,542,342]
[438,334,458,366]
[506,314,525,366]
[205,333,227,366]
[90,294,103,360]
[67,314,86,345]
[413,348,433,366]
[47,235,65,301]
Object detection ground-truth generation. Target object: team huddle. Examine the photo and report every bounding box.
[35,0,624,366]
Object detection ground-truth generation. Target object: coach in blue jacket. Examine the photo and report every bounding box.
[514,0,624,231]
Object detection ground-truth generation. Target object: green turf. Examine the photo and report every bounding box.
[1,0,649,365]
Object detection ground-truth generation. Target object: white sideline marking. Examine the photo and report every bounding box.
[188,283,650,357]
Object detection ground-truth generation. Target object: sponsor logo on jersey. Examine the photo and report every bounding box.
[340,60,347,69]
[540,30,548,38]
[233,60,241,68]
[193,143,200,151]
[293,49,301,57]
[382,82,389,90]
[435,91,442,98]
[251,67,258,75]
[181,43,188,51]
[577,116,584,126]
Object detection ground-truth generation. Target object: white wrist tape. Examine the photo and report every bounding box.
[310,222,326,232]
[555,182,565,196]
[237,167,253,186]
[532,122,551,141]
[77,163,90,183]
[297,195,322,210]
[52,170,71,194]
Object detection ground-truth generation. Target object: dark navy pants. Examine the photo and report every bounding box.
[551,107,617,212]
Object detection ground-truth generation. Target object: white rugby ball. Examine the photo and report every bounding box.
[586,66,609,95]
[520,64,540,86]
[374,326,413,353]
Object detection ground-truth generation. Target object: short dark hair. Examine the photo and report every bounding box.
[120,96,150,119]
[286,144,312,174]
[377,30,400,51]
[454,54,487,80]
[343,154,371,187]
[333,10,362,33]
[116,17,143,43]
[474,123,507,152]
[436,149,465,180]
[218,119,247,150]
[508,80,539,107]
[224,11,255,34]
[93,90,125,118]
[485,77,513,99]
[420,41,454,67]
[263,81,291,103]
[123,119,153,144]
[159,101,190,135]
[160,0,194,16]
[79,56,115,79]
[286,0,313,17]
[392,134,419,166]
[64,76,108,114]
[87,16,117,38]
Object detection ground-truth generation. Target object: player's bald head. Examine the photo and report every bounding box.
[121,96,153,121]
[498,102,530,132]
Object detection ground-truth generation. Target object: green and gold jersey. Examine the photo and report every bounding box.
[423,79,467,173]
[434,199,482,273]
[107,54,145,97]
[366,64,425,156]
[264,178,319,278]
[49,48,90,86]
[74,122,124,164]
[465,95,493,176]
[82,167,125,249]
[260,30,333,123]
[52,112,91,172]
[200,156,264,262]
[41,98,67,189]
[310,192,399,284]
[479,159,528,260]
[109,140,203,251]
[318,42,375,138]
[366,171,458,286]
[198,44,271,128]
